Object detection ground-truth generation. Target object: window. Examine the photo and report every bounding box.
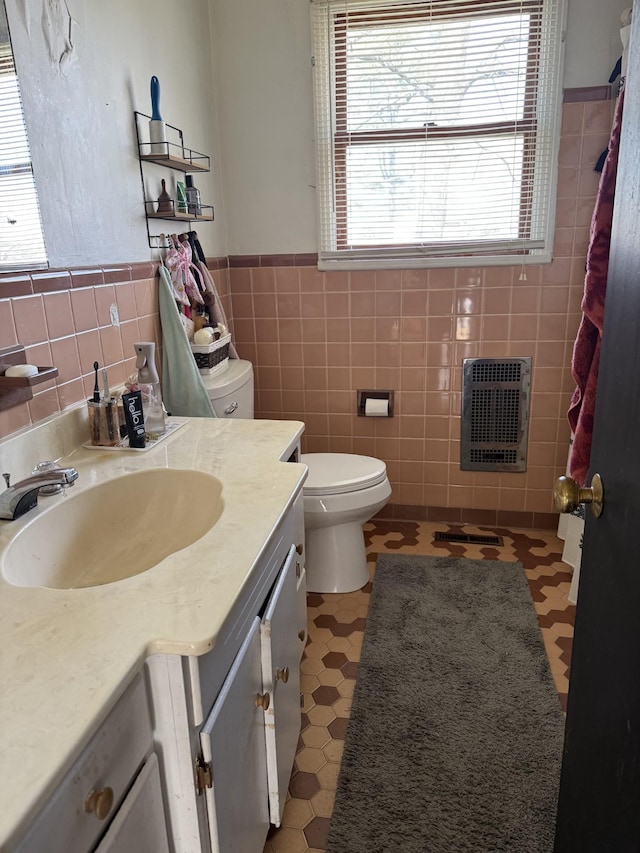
[0,12,47,271]
[311,0,566,269]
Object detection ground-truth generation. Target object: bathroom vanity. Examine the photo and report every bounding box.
[0,412,307,853]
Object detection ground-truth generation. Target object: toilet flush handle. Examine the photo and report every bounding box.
[224,401,238,415]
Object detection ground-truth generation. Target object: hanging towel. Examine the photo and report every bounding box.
[197,262,239,359]
[166,235,204,307]
[188,231,239,359]
[567,87,625,485]
[158,264,216,418]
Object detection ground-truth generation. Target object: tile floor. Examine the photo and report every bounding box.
[263,519,575,853]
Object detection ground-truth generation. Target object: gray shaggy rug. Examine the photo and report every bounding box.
[326,554,565,853]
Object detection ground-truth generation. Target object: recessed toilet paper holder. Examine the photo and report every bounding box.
[357,389,394,417]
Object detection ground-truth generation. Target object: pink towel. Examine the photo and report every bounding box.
[567,87,625,485]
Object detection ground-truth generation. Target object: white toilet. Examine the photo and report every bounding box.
[201,364,391,593]
[301,453,391,594]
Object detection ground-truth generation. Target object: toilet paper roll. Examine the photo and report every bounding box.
[365,397,389,417]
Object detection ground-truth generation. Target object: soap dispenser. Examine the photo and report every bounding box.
[134,342,166,435]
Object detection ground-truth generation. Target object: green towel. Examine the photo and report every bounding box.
[158,265,216,418]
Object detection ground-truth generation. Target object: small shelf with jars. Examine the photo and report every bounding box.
[134,111,214,247]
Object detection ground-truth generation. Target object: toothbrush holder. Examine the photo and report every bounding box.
[87,400,120,446]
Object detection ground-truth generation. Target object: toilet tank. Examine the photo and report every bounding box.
[201,360,254,419]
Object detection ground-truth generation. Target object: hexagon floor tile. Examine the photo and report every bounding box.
[263,520,574,853]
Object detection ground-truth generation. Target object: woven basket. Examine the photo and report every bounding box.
[190,333,232,376]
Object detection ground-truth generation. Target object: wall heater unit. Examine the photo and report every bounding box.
[461,357,532,472]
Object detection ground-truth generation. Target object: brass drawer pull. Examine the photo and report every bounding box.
[255,691,270,710]
[276,666,290,683]
[84,786,114,821]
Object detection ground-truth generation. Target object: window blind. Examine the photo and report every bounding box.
[311,0,566,269]
[0,41,47,271]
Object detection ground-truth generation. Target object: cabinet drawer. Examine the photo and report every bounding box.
[94,753,169,853]
[15,673,152,853]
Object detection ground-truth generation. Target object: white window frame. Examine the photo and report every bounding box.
[311,0,567,271]
[0,31,48,272]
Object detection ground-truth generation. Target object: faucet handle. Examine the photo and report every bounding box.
[33,460,57,473]
[2,473,10,489]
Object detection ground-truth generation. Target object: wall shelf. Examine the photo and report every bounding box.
[0,367,58,389]
[134,111,214,247]
[139,149,210,173]
[144,200,214,222]
[0,346,58,412]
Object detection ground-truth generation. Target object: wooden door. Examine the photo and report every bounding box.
[554,10,640,850]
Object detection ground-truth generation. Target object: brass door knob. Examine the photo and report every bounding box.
[553,473,603,518]
[84,786,114,821]
[276,666,290,683]
[255,691,270,710]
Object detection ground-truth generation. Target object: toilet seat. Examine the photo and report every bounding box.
[301,453,388,496]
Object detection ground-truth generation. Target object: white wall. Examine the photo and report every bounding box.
[4,0,226,267]
[210,0,317,257]
[4,0,632,265]
[565,0,631,88]
[212,0,632,256]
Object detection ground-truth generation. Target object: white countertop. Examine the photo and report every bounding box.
[0,415,306,848]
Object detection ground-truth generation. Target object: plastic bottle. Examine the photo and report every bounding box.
[185,175,202,217]
[134,342,166,435]
[176,181,187,214]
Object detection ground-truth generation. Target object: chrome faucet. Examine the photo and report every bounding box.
[0,467,79,520]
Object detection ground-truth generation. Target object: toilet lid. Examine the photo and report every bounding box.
[301,453,388,496]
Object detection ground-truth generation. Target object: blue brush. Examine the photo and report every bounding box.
[150,75,162,121]
[149,76,166,154]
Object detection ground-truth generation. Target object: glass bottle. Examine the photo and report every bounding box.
[185,175,202,216]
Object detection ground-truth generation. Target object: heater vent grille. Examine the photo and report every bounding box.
[470,388,521,443]
[471,361,522,384]
[461,358,531,472]
[434,531,504,546]
[469,448,519,465]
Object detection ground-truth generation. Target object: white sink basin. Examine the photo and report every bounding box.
[1,469,224,589]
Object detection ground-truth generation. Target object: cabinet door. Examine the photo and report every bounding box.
[261,546,302,826]
[94,753,169,853]
[296,563,308,658]
[200,617,269,853]
[294,497,307,658]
